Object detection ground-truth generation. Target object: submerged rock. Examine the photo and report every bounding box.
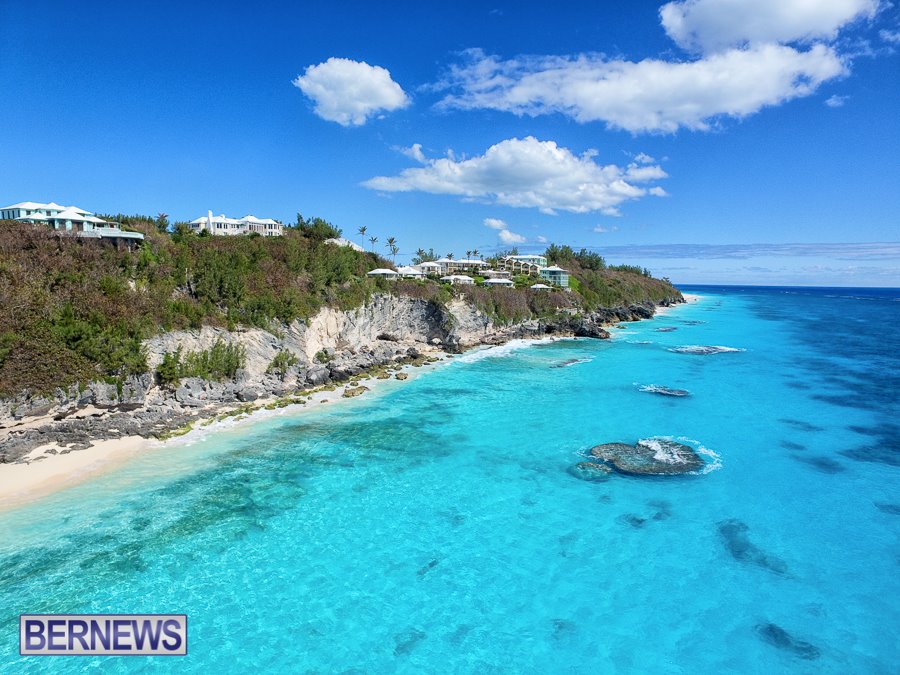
[717,519,789,576]
[755,623,820,660]
[567,461,613,482]
[638,385,690,397]
[655,326,678,332]
[342,386,369,398]
[668,345,745,355]
[395,372,409,380]
[590,439,704,475]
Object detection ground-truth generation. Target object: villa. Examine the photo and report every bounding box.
[498,255,570,288]
[326,237,365,252]
[434,258,489,275]
[189,211,283,237]
[440,274,475,285]
[1,200,144,246]
[367,268,399,280]
[540,265,570,288]
[483,278,514,288]
[397,266,425,278]
[415,261,443,275]
[481,269,511,279]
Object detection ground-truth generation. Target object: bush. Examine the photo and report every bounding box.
[156,340,246,384]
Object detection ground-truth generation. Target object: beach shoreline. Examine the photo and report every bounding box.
[0,298,692,512]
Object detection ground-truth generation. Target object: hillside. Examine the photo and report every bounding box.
[0,220,681,397]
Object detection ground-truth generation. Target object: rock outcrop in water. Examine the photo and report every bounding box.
[668,345,745,355]
[717,519,790,576]
[567,461,614,482]
[755,623,820,660]
[638,385,691,397]
[589,439,705,475]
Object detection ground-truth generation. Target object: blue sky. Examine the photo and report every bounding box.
[1,0,898,285]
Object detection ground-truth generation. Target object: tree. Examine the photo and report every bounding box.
[390,244,399,264]
[466,250,472,260]
[156,213,169,233]
[358,225,367,249]
[412,248,437,264]
[472,248,480,260]
[369,235,378,252]
[446,252,454,260]
[386,237,397,264]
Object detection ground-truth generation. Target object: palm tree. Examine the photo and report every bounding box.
[446,252,454,260]
[369,235,378,252]
[385,237,397,265]
[358,225,367,249]
[390,244,399,264]
[472,248,480,260]
[466,250,472,260]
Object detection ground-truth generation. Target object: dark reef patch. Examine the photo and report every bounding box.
[755,623,820,660]
[780,440,806,452]
[792,455,846,474]
[393,628,427,656]
[717,520,789,576]
[638,385,691,397]
[778,418,824,433]
[875,502,900,515]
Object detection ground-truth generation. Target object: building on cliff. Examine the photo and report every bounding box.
[434,258,489,275]
[498,255,570,288]
[189,210,283,237]
[1,200,145,246]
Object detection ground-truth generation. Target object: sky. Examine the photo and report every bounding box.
[1,0,899,286]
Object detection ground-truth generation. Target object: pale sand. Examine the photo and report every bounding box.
[653,292,702,316]
[0,353,452,512]
[0,436,150,512]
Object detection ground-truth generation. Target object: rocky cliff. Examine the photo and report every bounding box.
[0,294,680,462]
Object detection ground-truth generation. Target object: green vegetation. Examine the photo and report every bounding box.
[157,340,247,385]
[267,349,299,380]
[0,216,679,398]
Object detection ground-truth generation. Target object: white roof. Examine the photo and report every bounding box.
[16,212,49,221]
[325,238,365,252]
[83,214,107,224]
[441,274,473,280]
[543,265,568,272]
[241,214,263,223]
[2,201,85,213]
[53,207,89,221]
[417,261,441,268]
[435,258,454,263]
[530,283,551,289]
[483,278,514,285]
[367,268,399,276]
[397,266,424,275]
[190,217,208,224]
[456,259,488,265]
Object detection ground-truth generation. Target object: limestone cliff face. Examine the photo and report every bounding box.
[0,293,678,438]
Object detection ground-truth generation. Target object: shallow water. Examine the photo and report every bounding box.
[1,286,898,672]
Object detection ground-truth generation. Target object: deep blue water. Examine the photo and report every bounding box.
[0,286,898,673]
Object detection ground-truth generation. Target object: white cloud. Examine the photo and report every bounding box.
[362,136,668,215]
[498,229,526,244]
[649,186,670,196]
[400,143,427,163]
[634,152,656,164]
[292,57,410,126]
[435,45,846,133]
[594,225,620,233]
[880,29,900,43]
[660,0,880,53]
[536,235,548,243]
[825,94,849,106]
[484,217,507,230]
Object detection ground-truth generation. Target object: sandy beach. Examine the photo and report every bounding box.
[0,354,452,513]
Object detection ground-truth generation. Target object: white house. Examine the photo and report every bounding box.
[540,265,570,288]
[434,258,489,275]
[2,200,144,245]
[397,265,425,278]
[440,274,475,285]
[483,278,514,287]
[530,283,552,291]
[189,210,283,237]
[367,268,399,279]
[415,261,442,275]
[325,237,365,252]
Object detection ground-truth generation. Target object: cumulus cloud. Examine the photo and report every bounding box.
[292,57,409,126]
[400,143,427,162]
[659,0,880,53]
[434,45,845,133]
[362,136,668,215]
[498,229,526,244]
[484,217,527,244]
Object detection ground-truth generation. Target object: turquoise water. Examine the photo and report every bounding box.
[1,287,898,673]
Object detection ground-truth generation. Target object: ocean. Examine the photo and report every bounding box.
[0,286,897,673]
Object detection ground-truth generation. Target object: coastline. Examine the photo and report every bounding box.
[0,297,688,511]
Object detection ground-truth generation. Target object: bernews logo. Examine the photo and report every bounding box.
[20,614,187,656]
